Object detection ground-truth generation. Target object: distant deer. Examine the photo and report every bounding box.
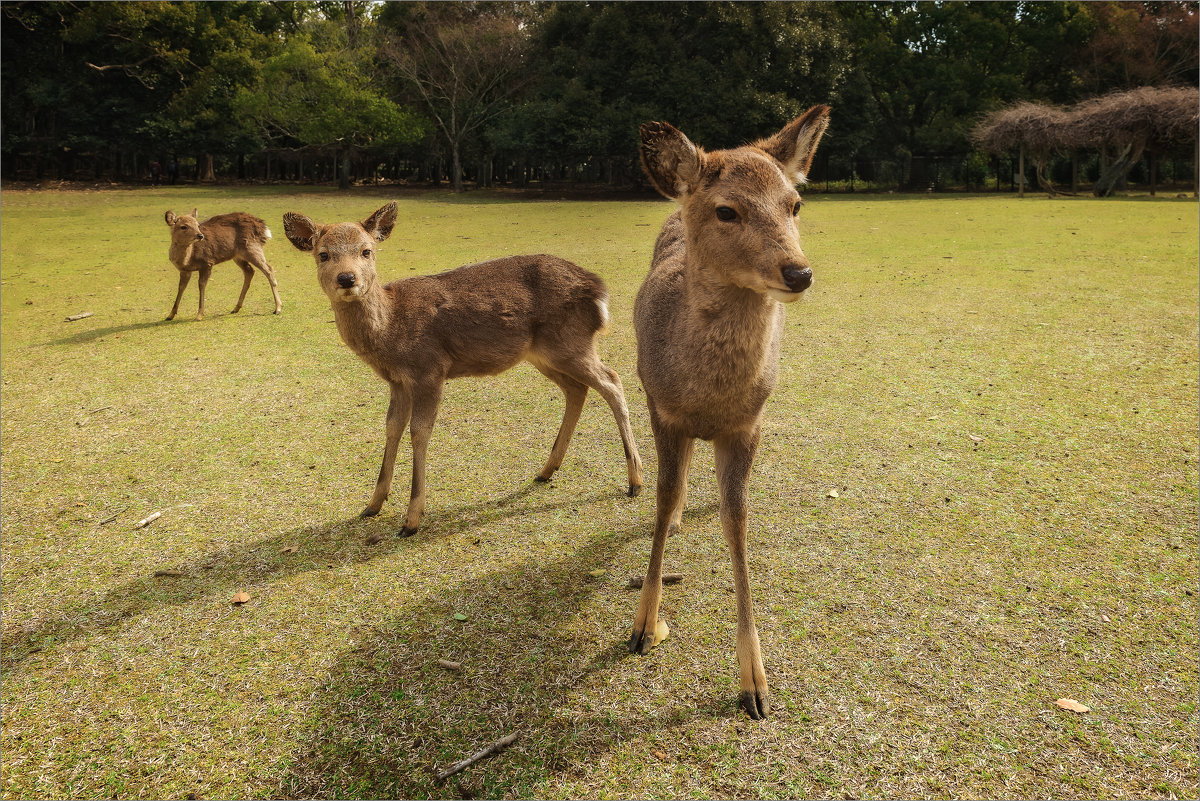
[163,209,283,320]
[628,106,832,720]
[282,202,643,535]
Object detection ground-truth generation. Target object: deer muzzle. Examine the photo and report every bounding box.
[336,272,357,289]
[781,265,813,293]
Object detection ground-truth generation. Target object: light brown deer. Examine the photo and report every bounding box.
[282,202,643,536]
[628,105,831,720]
[163,209,283,320]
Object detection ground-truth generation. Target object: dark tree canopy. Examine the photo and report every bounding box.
[2,0,1196,191]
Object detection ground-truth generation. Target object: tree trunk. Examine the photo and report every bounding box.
[1071,151,1078,194]
[338,147,351,190]
[1093,140,1144,197]
[1018,145,1025,198]
[201,153,215,182]
[451,143,464,193]
[1149,150,1157,196]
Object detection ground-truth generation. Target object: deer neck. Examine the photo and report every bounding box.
[683,253,782,369]
[169,239,199,267]
[331,281,395,360]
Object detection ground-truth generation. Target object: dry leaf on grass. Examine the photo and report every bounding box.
[280,545,298,554]
[1055,698,1090,713]
[231,591,251,605]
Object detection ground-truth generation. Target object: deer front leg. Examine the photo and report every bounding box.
[399,380,443,536]
[195,265,212,320]
[166,270,191,320]
[714,426,769,720]
[629,419,693,655]
[361,383,413,519]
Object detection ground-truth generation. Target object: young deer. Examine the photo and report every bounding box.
[282,202,643,535]
[629,106,831,720]
[163,209,283,320]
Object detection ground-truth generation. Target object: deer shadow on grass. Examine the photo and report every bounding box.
[0,482,634,675]
[277,502,728,801]
[40,309,280,348]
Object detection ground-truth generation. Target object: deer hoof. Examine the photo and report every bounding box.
[534,475,551,484]
[627,484,642,498]
[397,525,418,538]
[359,507,380,519]
[740,690,769,720]
[628,618,668,654]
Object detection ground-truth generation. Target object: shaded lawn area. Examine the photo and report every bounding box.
[1,187,1196,799]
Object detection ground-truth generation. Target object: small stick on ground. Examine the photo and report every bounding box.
[436,732,518,781]
[628,572,684,589]
[96,506,128,527]
[133,511,162,529]
[437,659,462,672]
[64,311,94,322]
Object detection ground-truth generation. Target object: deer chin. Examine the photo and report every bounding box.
[331,286,366,302]
[765,287,806,304]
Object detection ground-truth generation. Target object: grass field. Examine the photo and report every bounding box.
[1,185,1197,800]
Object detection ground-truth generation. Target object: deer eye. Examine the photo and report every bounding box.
[715,206,738,222]
[792,200,803,216]
[362,249,372,258]
[319,252,330,262]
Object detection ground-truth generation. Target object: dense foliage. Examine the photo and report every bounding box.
[2,0,1196,189]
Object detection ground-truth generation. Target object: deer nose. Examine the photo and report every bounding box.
[336,272,357,289]
[195,232,205,240]
[781,265,813,292]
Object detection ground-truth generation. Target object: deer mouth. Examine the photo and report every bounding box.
[765,286,807,303]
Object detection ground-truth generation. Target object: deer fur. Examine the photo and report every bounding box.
[163,208,282,320]
[628,105,832,720]
[282,201,643,536]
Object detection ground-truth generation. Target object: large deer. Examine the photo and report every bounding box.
[163,209,283,320]
[282,202,643,535]
[628,106,831,720]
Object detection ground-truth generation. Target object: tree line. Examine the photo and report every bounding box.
[2,1,1197,192]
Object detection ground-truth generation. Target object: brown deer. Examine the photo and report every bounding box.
[163,209,283,320]
[628,105,831,720]
[282,202,643,536]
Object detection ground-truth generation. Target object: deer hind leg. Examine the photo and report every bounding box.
[167,270,191,320]
[629,412,692,655]
[195,266,213,320]
[553,351,643,497]
[530,365,588,483]
[714,426,769,720]
[231,259,254,314]
[399,379,443,536]
[247,246,283,314]
[362,383,413,519]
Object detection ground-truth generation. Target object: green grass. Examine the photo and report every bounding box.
[1,185,1197,800]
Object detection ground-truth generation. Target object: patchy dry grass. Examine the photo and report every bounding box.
[1,186,1196,800]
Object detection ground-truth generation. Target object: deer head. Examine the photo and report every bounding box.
[639,105,831,303]
[283,202,397,303]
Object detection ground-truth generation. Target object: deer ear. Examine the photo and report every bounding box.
[362,202,397,243]
[189,208,198,218]
[282,212,319,252]
[639,121,704,200]
[756,105,831,184]
[165,211,176,226]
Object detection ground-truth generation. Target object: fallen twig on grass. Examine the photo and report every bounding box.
[96,506,128,527]
[64,312,94,322]
[628,573,684,589]
[133,511,162,529]
[436,732,518,781]
[437,659,462,672]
